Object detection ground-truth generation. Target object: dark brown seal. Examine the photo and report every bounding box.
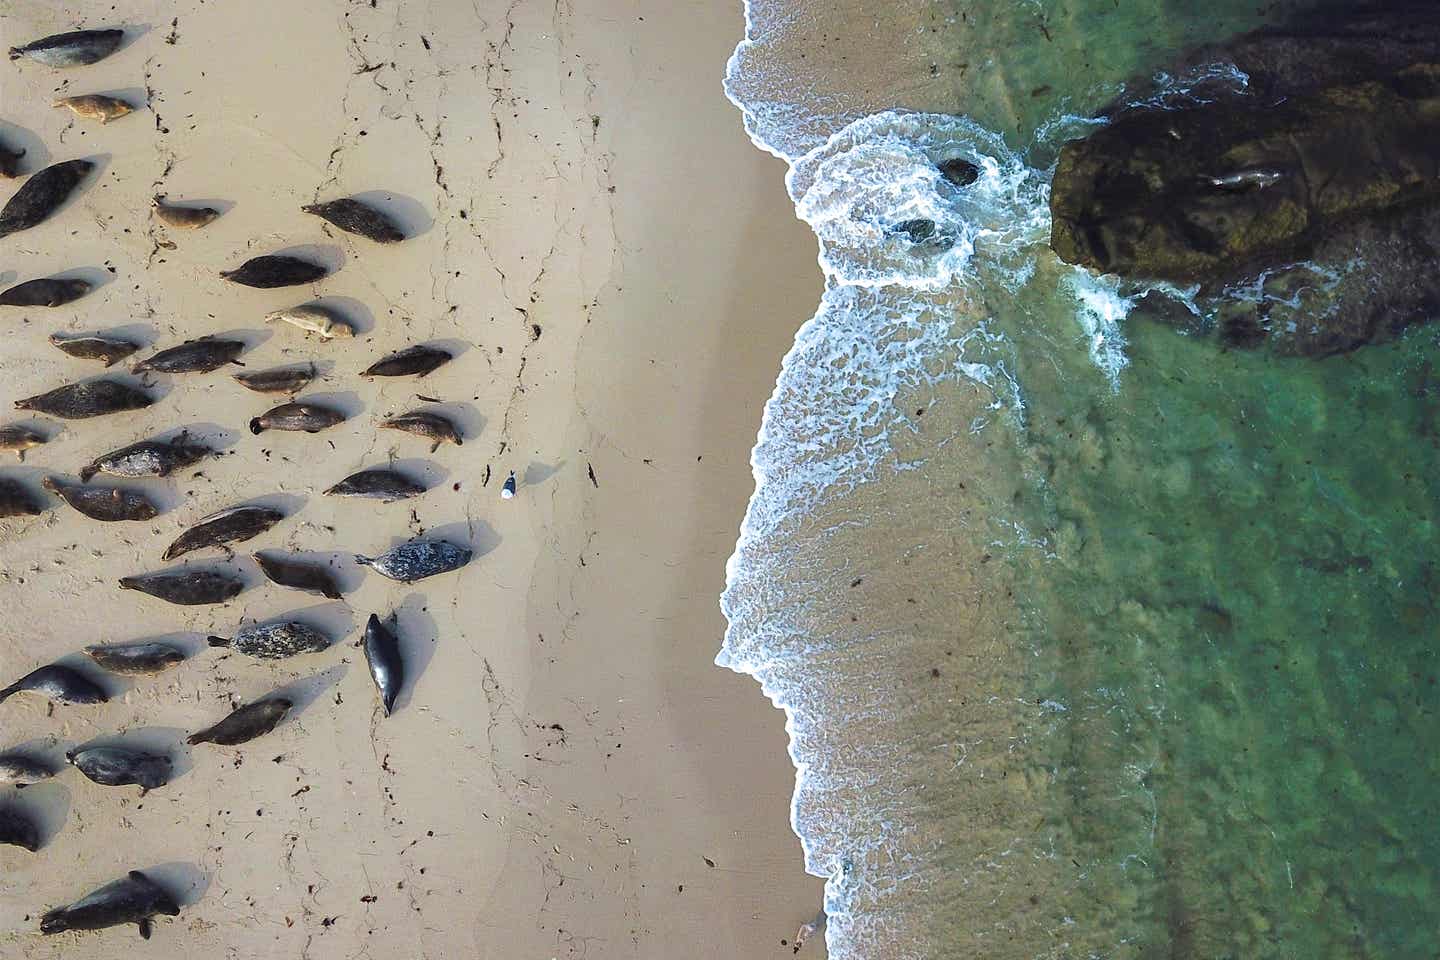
[302,197,406,243]
[163,504,285,560]
[15,379,152,419]
[220,254,328,288]
[187,695,292,746]
[0,159,94,239]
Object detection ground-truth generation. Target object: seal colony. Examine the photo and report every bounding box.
[0,20,487,938]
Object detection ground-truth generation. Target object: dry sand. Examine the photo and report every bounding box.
[0,1,826,956]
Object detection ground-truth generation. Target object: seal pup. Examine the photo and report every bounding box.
[0,807,41,852]
[266,304,353,340]
[152,196,220,228]
[83,641,186,676]
[361,344,452,378]
[81,432,213,481]
[252,551,344,599]
[0,477,43,517]
[41,870,182,940]
[53,94,134,124]
[15,379,152,419]
[324,468,428,502]
[0,159,94,239]
[0,753,54,787]
[0,663,107,706]
[248,401,346,434]
[0,276,92,307]
[0,424,46,460]
[0,137,26,178]
[50,331,141,366]
[302,197,407,243]
[233,363,317,395]
[187,695,292,746]
[220,254,328,288]
[133,337,245,375]
[119,568,245,605]
[67,746,171,793]
[362,614,404,715]
[380,410,462,451]
[43,476,158,522]
[208,621,331,660]
[356,539,472,583]
[9,28,125,67]
[163,503,284,560]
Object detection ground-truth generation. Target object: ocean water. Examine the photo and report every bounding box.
[718,2,1440,958]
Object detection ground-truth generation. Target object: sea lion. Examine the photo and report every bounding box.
[302,197,406,243]
[0,138,26,178]
[0,477,42,517]
[119,568,245,605]
[356,539,471,583]
[83,641,186,676]
[152,196,220,229]
[43,476,158,522]
[362,614,404,715]
[0,753,53,787]
[9,28,125,67]
[53,94,134,124]
[187,695,292,746]
[132,337,245,374]
[0,159,94,239]
[80,432,213,481]
[248,401,346,434]
[0,663,108,706]
[265,304,353,340]
[0,807,40,851]
[0,424,46,460]
[15,379,152,419]
[252,551,344,599]
[361,344,452,378]
[0,276,92,307]
[380,410,462,451]
[324,468,427,502]
[163,504,284,560]
[232,363,317,395]
[67,746,171,793]
[41,870,182,940]
[220,254,329,288]
[208,621,331,660]
[50,331,141,366]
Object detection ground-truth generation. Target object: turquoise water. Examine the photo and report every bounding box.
[720,1,1440,957]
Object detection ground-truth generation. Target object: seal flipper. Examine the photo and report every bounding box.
[248,417,264,435]
[207,636,230,648]
[0,682,20,705]
[39,907,68,934]
[138,918,151,939]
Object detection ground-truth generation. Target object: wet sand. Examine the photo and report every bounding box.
[0,1,825,956]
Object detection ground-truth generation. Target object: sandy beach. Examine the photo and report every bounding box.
[0,1,826,956]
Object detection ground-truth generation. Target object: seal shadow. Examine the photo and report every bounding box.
[0,120,48,175]
[392,592,439,714]
[6,416,64,443]
[523,459,565,487]
[226,490,308,520]
[304,295,375,336]
[162,420,242,456]
[254,547,368,596]
[74,726,195,785]
[0,269,13,287]
[299,389,366,420]
[421,519,501,560]
[268,663,347,725]
[207,326,273,355]
[51,264,117,295]
[416,337,471,362]
[268,243,345,276]
[349,190,434,240]
[4,781,70,849]
[52,321,157,351]
[235,600,356,648]
[350,456,450,491]
[375,400,482,446]
[140,861,209,909]
[115,23,155,55]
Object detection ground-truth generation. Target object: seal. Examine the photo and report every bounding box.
[0,477,42,517]
[252,551,344,600]
[361,344,452,378]
[0,807,40,852]
[362,613,405,715]
[80,432,214,481]
[0,159,94,239]
[152,196,220,229]
[356,539,472,583]
[248,401,346,434]
[208,621,331,660]
[380,410,462,451]
[9,28,125,67]
[266,304,353,340]
[0,753,55,787]
[41,869,182,940]
[324,467,428,502]
[220,254,329,288]
[232,363,317,395]
[53,94,134,124]
[0,137,26,178]
[15,379,152,419]
[0,276,92,307]
[302,197,406,243]
[0,663,108,706]
[133,337,245,374]
[83,641,186,676]
[119,568,246,605]
[163,503,285,560]
[0,424,47,461]
[50,331,141,366]
[187,695,292,746]
[43,476,158,522]
[67,746,171,793]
